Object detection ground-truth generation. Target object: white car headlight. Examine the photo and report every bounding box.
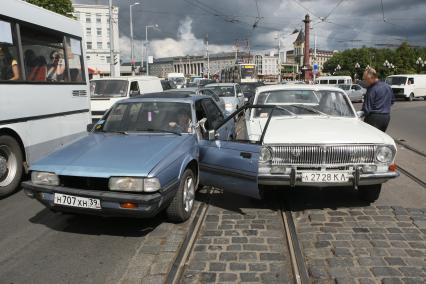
[31,171,59,186]
[109,177,143,192]
[260,147,273,163]
[376,146,394,163]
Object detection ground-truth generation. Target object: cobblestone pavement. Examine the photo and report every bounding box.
[119,201,201,284]
[181,190,294,283]
[293,205,426,284]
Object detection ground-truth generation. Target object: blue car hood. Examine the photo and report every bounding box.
[32,133,191,178]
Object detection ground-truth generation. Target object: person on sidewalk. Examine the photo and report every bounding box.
[361,67,395,132]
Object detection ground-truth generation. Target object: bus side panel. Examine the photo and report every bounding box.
[0,84,90,165]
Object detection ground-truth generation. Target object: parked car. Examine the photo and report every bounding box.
[240,81,265,103]
[22,93,235,222]
[241,84,399,202]
[161,79,177,90]
[165,87,226,113]
[90,76,163,122]
[204,83,245,114]
[337,84,365,102]
[167,73,186,89]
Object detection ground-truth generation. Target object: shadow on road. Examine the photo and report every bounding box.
[282,187,370,211]
[195,186,371,214]
[29,208,165,237]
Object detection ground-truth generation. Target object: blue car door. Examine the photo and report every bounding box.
[197,100,261,199]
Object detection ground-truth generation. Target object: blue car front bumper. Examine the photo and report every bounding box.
[22,181,178,218]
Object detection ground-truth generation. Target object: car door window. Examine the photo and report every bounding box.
[129,81,140,97]
[202,99,224,130]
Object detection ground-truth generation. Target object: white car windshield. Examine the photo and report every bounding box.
[90,80,128,98]
[255,90,355,118]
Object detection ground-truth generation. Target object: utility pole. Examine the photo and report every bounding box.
[108,0,115,77]
[276,33,281,83]
[313,30,317,83]
[205,34,210,79]
[129,2,140,75]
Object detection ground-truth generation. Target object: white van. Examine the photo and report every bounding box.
[317,76,352,85]
[167,73,186,88]
[386,74,426,101]
[90,76,163,121]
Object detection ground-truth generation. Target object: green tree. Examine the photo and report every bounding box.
[323,43,426,79]
[27,0,74,18]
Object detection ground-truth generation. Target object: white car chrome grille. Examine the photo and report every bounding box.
[270,145,376,165]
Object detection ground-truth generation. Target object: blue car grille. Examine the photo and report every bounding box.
[59,176,109,191]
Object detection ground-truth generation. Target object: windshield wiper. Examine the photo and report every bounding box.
[289,104,329,116]
[141,128,182,136]
[109,131,128,135]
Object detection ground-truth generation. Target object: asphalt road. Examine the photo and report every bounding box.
[0,191,164,284]
[387,100,426,154]
[0,100,424,284]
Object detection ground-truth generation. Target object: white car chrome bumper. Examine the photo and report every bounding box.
[258,169,399,188]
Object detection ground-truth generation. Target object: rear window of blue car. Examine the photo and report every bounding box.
[101,102,193,134]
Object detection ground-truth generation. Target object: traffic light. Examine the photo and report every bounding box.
[114,55,119,65]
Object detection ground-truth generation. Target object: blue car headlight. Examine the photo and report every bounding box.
[31,171,59,186]
[109,177,161,192]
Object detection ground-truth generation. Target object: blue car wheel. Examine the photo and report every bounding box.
[166,169,195,222]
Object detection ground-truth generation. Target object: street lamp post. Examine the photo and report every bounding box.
[129,2,140,75]
[416,57,424,73]
[145,24,158,76]
[383,60,395,76]
[333,64,341,75]
[354,62,360,81]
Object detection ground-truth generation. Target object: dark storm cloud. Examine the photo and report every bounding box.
[74,0,426,56]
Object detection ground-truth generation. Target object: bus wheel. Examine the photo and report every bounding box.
[0,135,23,198]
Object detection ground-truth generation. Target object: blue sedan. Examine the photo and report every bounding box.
[23,93,268,222]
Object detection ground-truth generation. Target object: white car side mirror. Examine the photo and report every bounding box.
[237,93,244,98]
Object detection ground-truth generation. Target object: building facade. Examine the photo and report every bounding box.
[73,4,120,76]
[132,52,247,78]
[254,53,279,80]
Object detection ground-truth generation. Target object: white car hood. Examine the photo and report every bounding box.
[262,116,395,145]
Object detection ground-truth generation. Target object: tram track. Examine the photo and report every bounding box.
[394,139,426,188]
[165,188,310,284]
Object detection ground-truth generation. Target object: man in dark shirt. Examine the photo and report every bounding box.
[361,67,395,132]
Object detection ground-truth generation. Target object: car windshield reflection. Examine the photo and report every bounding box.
[97,101,193,134]
[255,90,355,117]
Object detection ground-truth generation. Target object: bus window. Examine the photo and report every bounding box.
[320,80,328,84]
[65,37,85,82]
[337,79,344,84]
[0,19,20,81]
[20,24,67,82]
[329,80,337,84]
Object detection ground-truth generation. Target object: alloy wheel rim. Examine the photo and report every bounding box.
[183,176,195,212]
[0,145,17,187]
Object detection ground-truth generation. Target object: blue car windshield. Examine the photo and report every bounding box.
[101,102,193,134]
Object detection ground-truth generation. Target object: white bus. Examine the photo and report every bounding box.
[316,75,352,85]
[0,0,91,197]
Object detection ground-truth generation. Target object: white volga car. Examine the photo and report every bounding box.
[247,85,399,202]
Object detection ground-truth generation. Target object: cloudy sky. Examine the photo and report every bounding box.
[74,0,426,61]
